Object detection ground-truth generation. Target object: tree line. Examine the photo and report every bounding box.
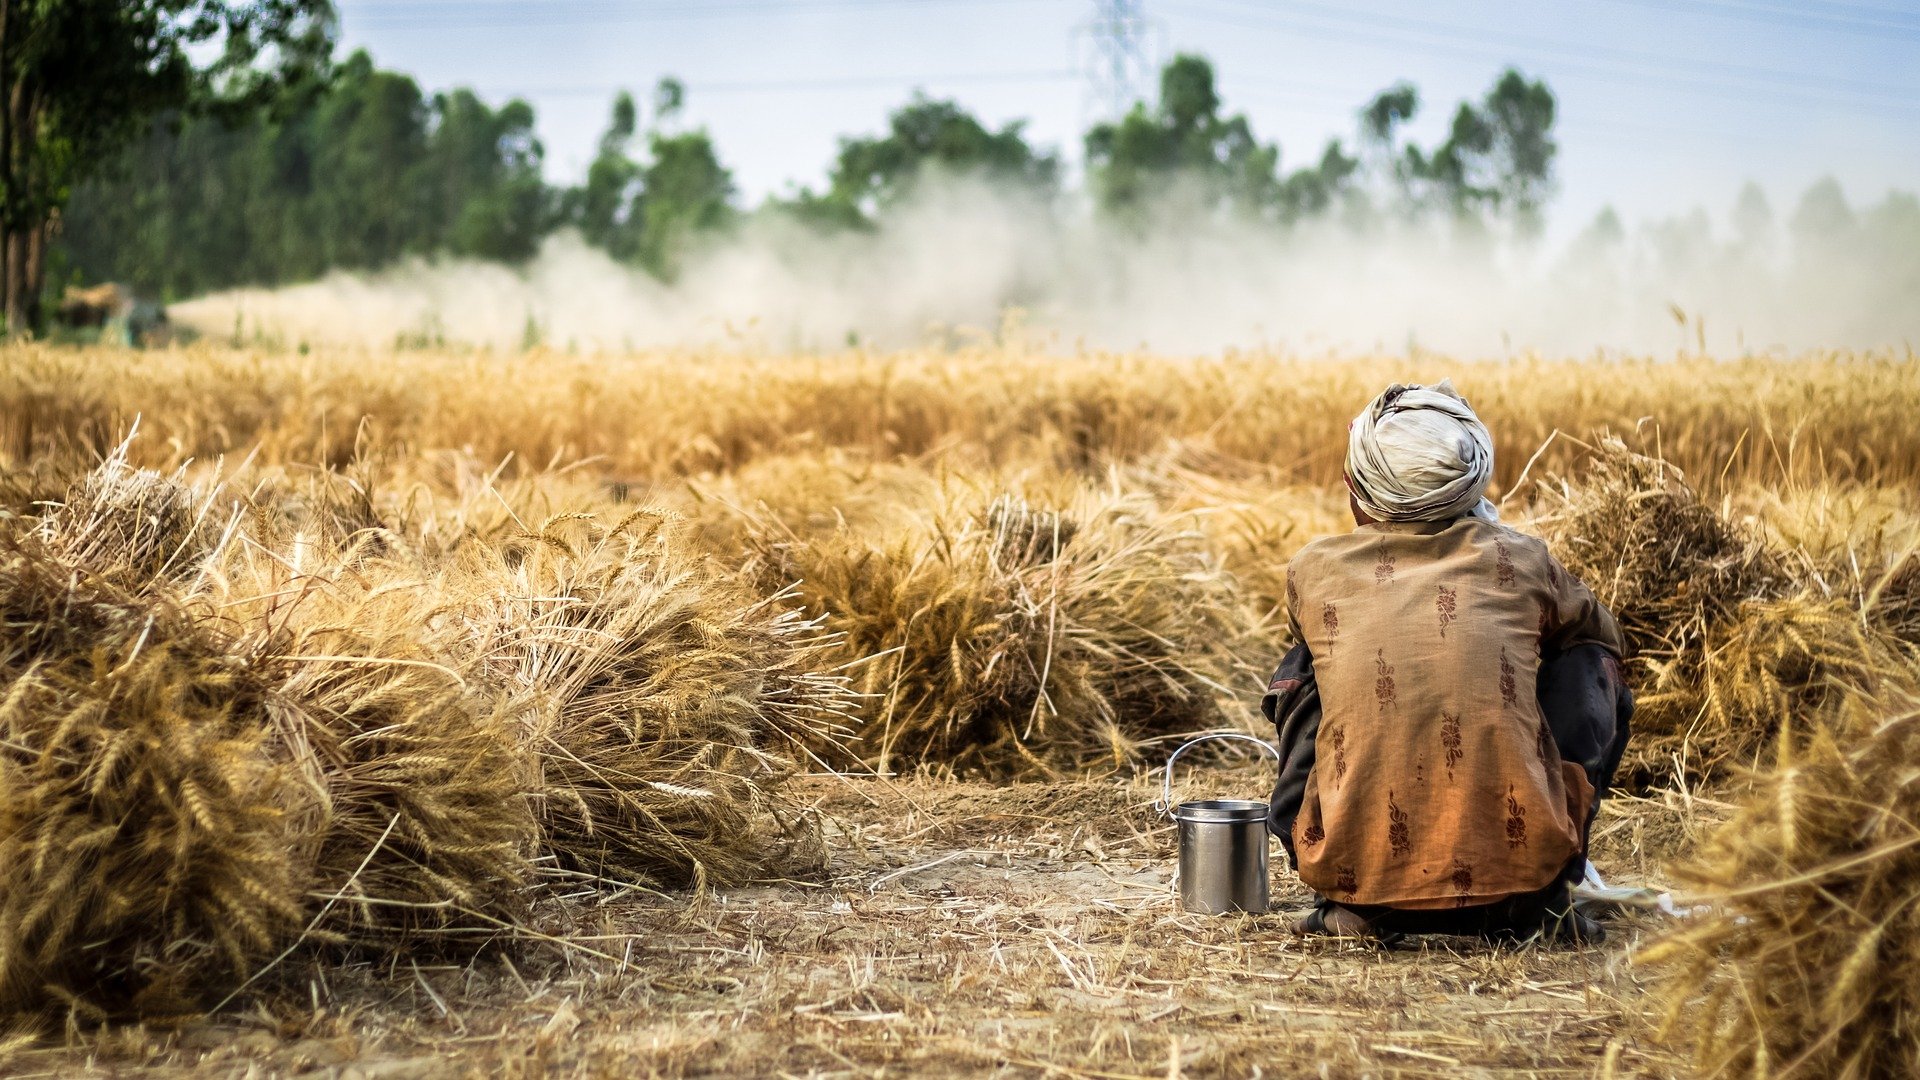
[36,3,1911,332]
[47,1,1568,311]
[0,1,334,332]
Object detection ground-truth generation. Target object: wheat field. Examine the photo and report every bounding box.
[3,343,1918,1078]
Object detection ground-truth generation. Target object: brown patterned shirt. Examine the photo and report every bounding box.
[1285,518,1624,909]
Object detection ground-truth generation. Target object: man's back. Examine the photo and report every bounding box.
[1285,518,1624,909]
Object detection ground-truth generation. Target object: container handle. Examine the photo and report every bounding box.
[1154,732,1281,817]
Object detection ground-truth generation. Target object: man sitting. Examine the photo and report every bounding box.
[1266,381,1631,943]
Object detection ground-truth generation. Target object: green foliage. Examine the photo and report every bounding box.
[62,50,550,296]
[783,94,1058,229]
[635,129,735,280]
[0,0,334,329]
[565,91,643,261]
[4,1,331,226]
[1085,54,1284,219]
[431,93,549,263]
[1360,83,1419,147]
[1386,68,1558,230]
[58,44,1581,301]
[1279,141,1362,222]
[560,79,736,280]
[1084,54,1387,226]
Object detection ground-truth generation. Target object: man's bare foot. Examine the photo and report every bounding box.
[1540,910,1607,945]
[1488,909,1608,946]
[1291,904,1378,938]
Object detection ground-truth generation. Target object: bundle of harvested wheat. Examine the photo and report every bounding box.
[1536,438,1784,655]
[455,512,853,890]
[0,531,305,1020]
[750,486,1246,777]
[1645,682,1920,1078]
[1532,438,1889,779]
[1127,449,1352,630]
[1733,483,1920,655]
[1865,551,1920,650]
[34,440,223,587]
[264,573,537,941]
[1689,594,1887,763]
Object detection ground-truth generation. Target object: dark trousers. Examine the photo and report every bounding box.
[1333,876,1580,937]
[1262,643,1633,931]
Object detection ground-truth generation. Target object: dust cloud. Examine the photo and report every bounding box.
[171,176,1919,356]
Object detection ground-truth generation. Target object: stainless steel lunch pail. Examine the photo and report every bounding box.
[1156,733,1280,915]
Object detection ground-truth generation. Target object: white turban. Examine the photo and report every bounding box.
[1345,379,1499,523]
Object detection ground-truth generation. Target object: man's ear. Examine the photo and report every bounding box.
[1348,490,1375,527]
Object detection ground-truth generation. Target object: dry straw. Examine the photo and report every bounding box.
[0,530,304,1020]
[1537,438,1895,781]
[745,484,1247,777]
[1,447,866,1022]
[267,576,538,940]
[32,434,225,588]
[1646,678,1920,1079]
[9,345,1920,1043]
[453,511,856,890]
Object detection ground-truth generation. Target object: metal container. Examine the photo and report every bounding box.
[1156,733,1280,915]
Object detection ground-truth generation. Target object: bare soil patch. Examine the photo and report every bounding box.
[5,771,1689,1079]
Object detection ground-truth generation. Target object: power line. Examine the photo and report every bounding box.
[1165,0,1920,120]
[478,68,1079,99]
[346,0,1057,31]
[1214,0,1915,104]
[1637,0,1920,38]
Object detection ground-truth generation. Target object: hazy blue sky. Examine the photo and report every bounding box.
[338,0,1920,241]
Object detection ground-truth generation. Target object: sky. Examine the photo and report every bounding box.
[339,0,1920,244]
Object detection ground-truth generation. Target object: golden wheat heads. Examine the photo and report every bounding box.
[1646,679,1920,1079]
[0,532,305,1021]
[1537,438,1905,781]
[453,512,854,890]
[743,483,1245,777]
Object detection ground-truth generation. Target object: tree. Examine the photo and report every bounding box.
[1084,54,1378,226]
[422,90,548,262]
[569,91,642,259]
[652,76,685,124]
[791,94,1057,229]
[1583,206,1625,248]
[1480,70,1556,222]
[1790,176,1855,249]
[1084,54,1281,219]
[1402,68,1557,230]
[1858,190,1920,319]
[563,78,736,280]
[1728,181,1775,265]
[0,0,333,332]
[307,51,431,271]
[1277,140,1360,222]
[1360,83,1419,147]
[1732,182,1773,249]
[61,48,550,297]
[635,127,733,280]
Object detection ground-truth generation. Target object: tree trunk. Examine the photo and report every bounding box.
[23,215,43,332]
[3,74,35,339]
[0,0,13,335]
[3,228,23,336]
